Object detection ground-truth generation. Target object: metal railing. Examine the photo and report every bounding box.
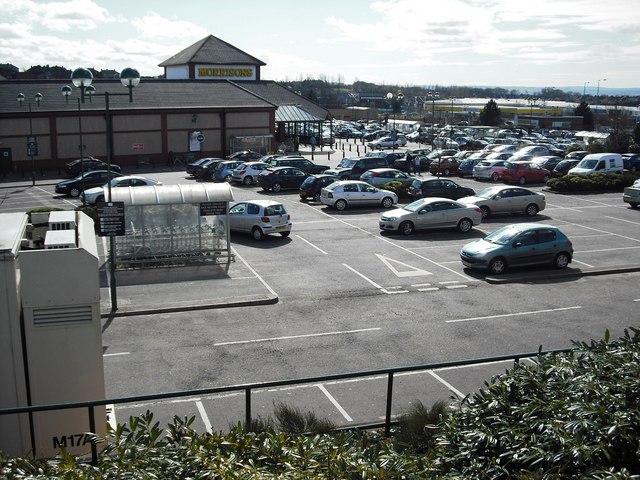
[0,347,574,464]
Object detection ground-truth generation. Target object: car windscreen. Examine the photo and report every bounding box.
[577,159,598,169]
[484,225,522,245]
[403,200,426,212]
[476,187,501,198]
[338,158,358,167]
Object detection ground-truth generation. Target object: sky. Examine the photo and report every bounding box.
[1,0,639,91]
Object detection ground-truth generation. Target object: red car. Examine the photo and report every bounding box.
[501,161,551,185]
[429,157,460,176]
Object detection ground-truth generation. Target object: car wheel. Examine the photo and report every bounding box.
[631,166,638,173]
[272,183,282,192]
[519,176,526,185]
[261,186,269,191]
[399,221,414,236]
[381,196,394,208]
[96,195,105,204]
[224,174,232,182]
[480,206,490,219]
[69,187,81,197]
[243,176,253,186]
[251,227,264,240]
[554,252,570,269]
[630,203,639,208]
[335,199,347,211]
[543,175,550,182]
[313,192,321,202]
[280,231,291,238]
[525,203,539,217]
[444,168,450,176]
[457,218,473,233]
[491,172,499,181]
[488,257,507,275]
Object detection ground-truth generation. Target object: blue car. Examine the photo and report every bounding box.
[211,160,242,182]
[460,224,573,275]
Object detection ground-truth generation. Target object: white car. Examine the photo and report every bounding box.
[622,179,640,208]
[231,161,269,185]
[320,180,398,211]
[80,175,162,205]
[228,199,292,240]
[379,197,482,236]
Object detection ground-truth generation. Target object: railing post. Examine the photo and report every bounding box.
[384,372,394,436]
[245,387,252,429]
[88,405,98,465]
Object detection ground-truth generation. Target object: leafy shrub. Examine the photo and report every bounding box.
[273,401,336,434]
[382,180,411,198]
[394,399,448,453]
[547,172,638,192]
[434,328,640,478]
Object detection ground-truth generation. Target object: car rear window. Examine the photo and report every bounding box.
[265,204,286,216]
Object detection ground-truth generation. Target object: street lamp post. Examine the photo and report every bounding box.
[428,91,439,124]
[16,92,43,186]
[527,97,538,133]
[386,90,404,152]
[62,86,87,204]
[583,81,590,98]
[63,67,141,312]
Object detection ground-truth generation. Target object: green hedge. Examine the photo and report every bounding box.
[547,172,638,192]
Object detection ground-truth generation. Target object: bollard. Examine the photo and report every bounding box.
[356,147,360,156]
[349,143,352,152]
[342,151,345,158]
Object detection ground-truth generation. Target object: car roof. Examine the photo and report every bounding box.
[499,223,559,233]
[414,197,462,204]
[365,168,400,173]
[234,199,283,207]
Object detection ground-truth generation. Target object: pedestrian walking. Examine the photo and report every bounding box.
[414,155,421,176]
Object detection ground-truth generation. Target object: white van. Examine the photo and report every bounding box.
[568,153,623,175]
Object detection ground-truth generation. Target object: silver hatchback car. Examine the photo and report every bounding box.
[458,185,545,219]
[228,200,292,240]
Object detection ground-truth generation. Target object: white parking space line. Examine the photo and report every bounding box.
[572,258,594,268]
[307,206,476,281]
[579,246,640,254]
[575,224,640,243]
[232,247,278,297]
[196,400,212,432]
[295,234,328,254]
[316,384,353,422]
[428,371,465,399]
[445,305,582,324]
[605,216,640,226]
[103,352,130,357]
[343,263,409,294]
[213,327,382,346]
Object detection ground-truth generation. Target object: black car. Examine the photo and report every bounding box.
[259,166,308,192]
[64,157,121,176]
[55,170,123,197]
[532,156,563,173]
[228,150,262,162]
[299,174,338,202]
[186,158,211,176]
[265,156,330,174]
[408,177,475,201]
[552,159,580,177]
[622,153,640,172]
[193,158,224,179]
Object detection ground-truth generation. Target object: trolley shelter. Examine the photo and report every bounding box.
[108,183,235,267]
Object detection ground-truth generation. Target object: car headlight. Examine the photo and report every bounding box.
[385,217,397,222]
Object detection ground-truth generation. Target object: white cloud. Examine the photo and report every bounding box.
[130,12,208,40]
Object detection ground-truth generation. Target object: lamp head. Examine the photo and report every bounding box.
[120,67,141,88]
[71,67,93,89]
[17,93,25,105]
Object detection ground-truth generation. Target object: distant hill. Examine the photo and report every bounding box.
[489,86,640,97]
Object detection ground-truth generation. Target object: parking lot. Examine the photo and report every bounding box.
[3,141,640,433]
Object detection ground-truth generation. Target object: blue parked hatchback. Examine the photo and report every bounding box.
[211,160,242,182]
[460,224,573,275]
